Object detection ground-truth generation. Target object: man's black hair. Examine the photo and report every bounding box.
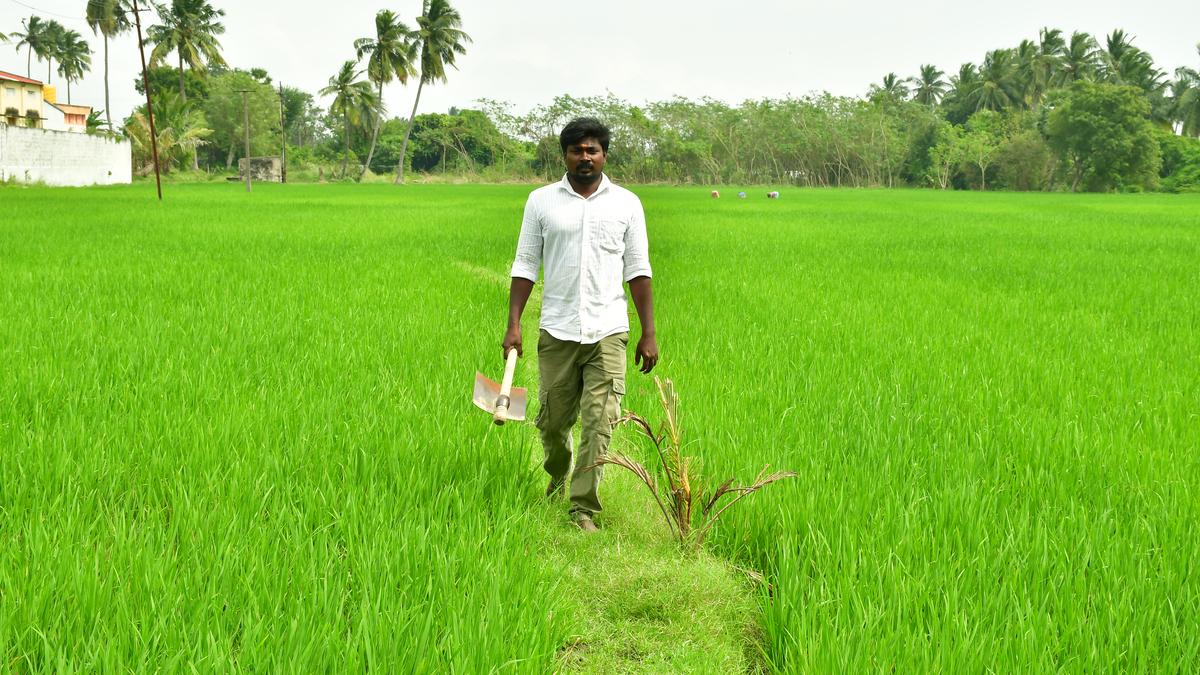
[559,117,610,154]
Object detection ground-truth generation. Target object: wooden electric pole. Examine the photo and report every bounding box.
[279,82,287,184]
[131,0,162,201]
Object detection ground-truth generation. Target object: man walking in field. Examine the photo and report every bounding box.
[504,117,658,533]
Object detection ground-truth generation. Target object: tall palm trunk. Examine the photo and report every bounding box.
[67,79,72,104]
[341,109,351,179]
[178,52,186,101]
[26,47,31,78]
[393,79,424,184]
[179,52,199,170]
[359,81,384,181]
[103,34,112,131]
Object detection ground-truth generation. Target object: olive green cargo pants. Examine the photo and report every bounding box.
[536,329,627,517]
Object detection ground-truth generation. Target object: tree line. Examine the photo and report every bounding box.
[4,7,1198,191]
[3,0,473,183]
[482,29,1199,192]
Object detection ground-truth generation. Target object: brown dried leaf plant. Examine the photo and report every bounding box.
[584,377,796,549]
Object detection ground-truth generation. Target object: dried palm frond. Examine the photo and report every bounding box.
[590,377,797,549]
[582,452,676,540]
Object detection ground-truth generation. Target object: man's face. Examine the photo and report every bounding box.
[564,137,606,184]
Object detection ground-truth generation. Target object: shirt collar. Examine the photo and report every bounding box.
[558,173,611,199]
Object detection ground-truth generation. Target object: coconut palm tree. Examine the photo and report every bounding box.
[943,62,980,115]
[1100,30,1165,94]
[950,63,979,92]
[394,0,472,184]
[86,0,133,131]
[148,0,227,102]
[41,20,66,84]
[1175,45,1200,137]
[354,10,417,180]
[320,61,379,179]
[873,72,909,101]
[1014,39,1040,105]
[1100,29,1136,79]
[124,90,211,173]
[1034,28,1066,87]
[1059,31,1099,82]
[55,29,92,104]
[908,64,947,107]
[10,16,49,79]
[149,0,226,170]
[970,49,1023,111]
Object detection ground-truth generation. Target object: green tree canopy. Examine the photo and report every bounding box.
[203,70,280,169]
[1045,80,1161,191]
[134,65,209,101]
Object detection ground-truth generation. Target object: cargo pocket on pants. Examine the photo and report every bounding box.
[605,379,626,432]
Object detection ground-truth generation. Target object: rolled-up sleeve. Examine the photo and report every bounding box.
[623,199,652,282]
[510,195,543,282]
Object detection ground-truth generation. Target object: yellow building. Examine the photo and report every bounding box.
[1,70,45,128]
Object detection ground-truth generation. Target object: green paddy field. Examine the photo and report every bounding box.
[2,183,1198,672]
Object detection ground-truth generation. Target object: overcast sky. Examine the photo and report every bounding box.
[2,0,1198,124]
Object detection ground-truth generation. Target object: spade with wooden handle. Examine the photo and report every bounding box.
[473,348,528,425]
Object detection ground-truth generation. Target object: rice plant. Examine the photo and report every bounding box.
[1,183,1197,671]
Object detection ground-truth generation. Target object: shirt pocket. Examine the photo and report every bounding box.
[597,219,626,254]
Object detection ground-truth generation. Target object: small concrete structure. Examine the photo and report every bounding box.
[237,156,283,183]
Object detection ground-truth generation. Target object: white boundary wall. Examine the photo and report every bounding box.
[0,123,132,186]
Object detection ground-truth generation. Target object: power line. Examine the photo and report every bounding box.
[5,0,87,21]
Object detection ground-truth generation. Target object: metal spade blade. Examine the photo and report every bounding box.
[473,372,528,422]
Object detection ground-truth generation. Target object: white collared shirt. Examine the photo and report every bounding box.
[511,173,653,344]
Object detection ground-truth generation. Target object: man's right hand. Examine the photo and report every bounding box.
[502,326,522,358]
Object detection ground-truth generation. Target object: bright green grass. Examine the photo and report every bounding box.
[2,183,1198,672]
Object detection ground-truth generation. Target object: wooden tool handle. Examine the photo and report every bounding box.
[493,348,519,425]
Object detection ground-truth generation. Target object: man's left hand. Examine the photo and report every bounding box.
[635,333,659,374]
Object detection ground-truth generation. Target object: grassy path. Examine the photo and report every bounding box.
[528,450,763,673]
[478,258,765,672]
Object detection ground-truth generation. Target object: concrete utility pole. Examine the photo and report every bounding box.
[237,89,251,192]
[130,0,162,201]
[279,82,287,184]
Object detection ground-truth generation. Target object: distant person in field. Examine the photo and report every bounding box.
[504,117,658,533]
